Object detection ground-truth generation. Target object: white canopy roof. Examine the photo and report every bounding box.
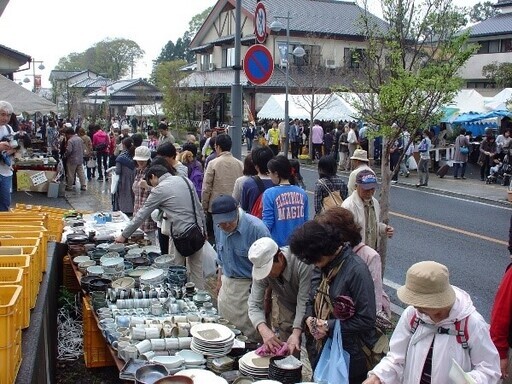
[0,75,57,115]
[125,103,164,117]
[257,93,357,121]
[485,88,512,111]
[445,89,487,114]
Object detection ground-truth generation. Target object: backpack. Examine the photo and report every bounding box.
[318,179,343,212]
[188,163,203,201]
[249,176,265,219]
[409,312,469,349]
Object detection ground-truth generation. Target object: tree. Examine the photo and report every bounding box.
[483,62,512,88]
[56,38,144,80]
[470,1,500,22]
[343,0,478,270]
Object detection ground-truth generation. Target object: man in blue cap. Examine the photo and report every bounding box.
[212,194,270,342]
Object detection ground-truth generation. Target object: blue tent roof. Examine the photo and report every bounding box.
[452,110,512,123]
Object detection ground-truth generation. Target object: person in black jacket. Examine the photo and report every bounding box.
[289,216,377,383]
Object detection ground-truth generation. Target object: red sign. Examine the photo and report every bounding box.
[243,45,274,86]
[254,2,267,44]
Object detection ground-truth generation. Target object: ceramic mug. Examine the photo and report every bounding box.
[177,336,192,349]
[131,327,146,340]
[172,315,188,323]
[123,345,138,361]
[114,341,131,359]
[140,351,156,361]
[151,303,163,316]
[171,324,189,337]
[165,337,179,350]
[145,327,161,339]
[150,338,166,351]
[135,339,152,354]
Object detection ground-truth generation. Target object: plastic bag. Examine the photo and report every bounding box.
[313,320,350,384]
[202,241,218,278]
[407,156,418,171]
[110,173,120,194]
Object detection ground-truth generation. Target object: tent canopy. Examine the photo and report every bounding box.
[444,89,487,115]
[0,76,56,115]
[257,94,356,121]
[125,103,163,117]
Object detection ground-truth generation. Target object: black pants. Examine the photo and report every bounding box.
[158,228,169,255]
[291,141,299,159]
[205,212,215,245]
[96,152,108,179]
[269,144,279,156]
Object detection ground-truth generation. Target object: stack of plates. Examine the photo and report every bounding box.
[192,292,212,308]
[239,351,271,380]
[190,323,235,357]
[139,268,165,286]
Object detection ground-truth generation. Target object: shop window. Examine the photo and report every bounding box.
[222,47,235,68]
[344,48,366,68]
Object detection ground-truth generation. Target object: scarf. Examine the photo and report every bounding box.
[116,150,135,170]
[364,199,378,249]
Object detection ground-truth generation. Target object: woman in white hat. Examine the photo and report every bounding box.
[364,261,501,384]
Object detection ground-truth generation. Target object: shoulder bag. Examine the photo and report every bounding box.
[170,177,206,257]
[318,178,343,212]
[459,137,469,155]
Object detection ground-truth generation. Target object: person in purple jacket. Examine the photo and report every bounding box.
[262,155,309,246]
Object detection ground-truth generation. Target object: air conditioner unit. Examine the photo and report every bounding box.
[208,63,216,71]
[325,59,336,69]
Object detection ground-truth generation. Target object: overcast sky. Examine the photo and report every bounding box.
[1,0,480,89]
[0,0,215,88]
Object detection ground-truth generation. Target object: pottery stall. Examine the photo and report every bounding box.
[63,211,309,384]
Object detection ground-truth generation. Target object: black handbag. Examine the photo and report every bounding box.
[170,177,205,257]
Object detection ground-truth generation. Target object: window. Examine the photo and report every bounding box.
[222,47,235,68]
[502,39,512,52]
[489,40,500,53]
[344,48,366,68]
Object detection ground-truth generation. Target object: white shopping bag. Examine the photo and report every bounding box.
[202,241,217,278]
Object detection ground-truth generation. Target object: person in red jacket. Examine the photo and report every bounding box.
[490,264,512,379]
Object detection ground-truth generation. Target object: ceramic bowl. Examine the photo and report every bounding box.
[153,376,194,384]
[134,364,168,384]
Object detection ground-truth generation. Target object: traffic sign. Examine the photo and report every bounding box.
[243,44,274,86]
[254,2,267,44]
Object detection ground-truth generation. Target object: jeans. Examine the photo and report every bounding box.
[0,174,12,211]
[418,158,430,185]
[453,162,466,178]
[246,138,253,151]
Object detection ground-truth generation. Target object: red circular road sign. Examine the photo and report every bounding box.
[243,44,274,86]
[254,2,267,44]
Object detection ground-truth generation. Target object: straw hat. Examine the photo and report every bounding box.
[350,149,369,162]
[397,261,456,309]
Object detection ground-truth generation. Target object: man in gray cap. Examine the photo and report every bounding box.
[342,169,393,250]
[247,237,312,356]
[212,194,270,342]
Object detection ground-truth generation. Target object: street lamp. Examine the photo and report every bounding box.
[270,12,306,157]
[23,59,45,92]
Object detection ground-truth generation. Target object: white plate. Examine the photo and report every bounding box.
[190,323,234,342]
[239,350,271,370]
[151,355,185,369]
[73,255,91,264]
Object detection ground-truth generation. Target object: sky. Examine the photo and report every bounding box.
[1,0,482,90]
[0,0,216,88]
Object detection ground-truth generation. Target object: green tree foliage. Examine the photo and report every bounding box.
[483,62,512,87]
[470,1,500,22]
[155,60,204,135]
[56,38,144,80]
[345,0,478,269]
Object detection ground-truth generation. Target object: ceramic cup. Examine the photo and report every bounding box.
[145,327,161,339]
[131,327,146,340]
[135,339,152,354]
[123,345,138,361]
[151,338,166,351]
[172,315,188,323]
[116,315,130,327]
[165,338,179,350]
[116,327,130,336]
[171,324,189,337]
[177,336,192,349]
[140,351,156,361]
[151,303,163,316]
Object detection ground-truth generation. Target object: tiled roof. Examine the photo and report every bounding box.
[244,0,386,38]
[467,12,512,37]
[0,44,30,62]
[495,0,512,7]
[49,70,85,81]
[192,0,387,48]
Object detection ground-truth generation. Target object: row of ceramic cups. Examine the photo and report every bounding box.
[114,337,192,362]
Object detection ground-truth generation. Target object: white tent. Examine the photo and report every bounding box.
[257,93,356,121]
[485,88,512,111]
[0,75,57,114]
[445,89,487,114]
[125,103,164,117]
